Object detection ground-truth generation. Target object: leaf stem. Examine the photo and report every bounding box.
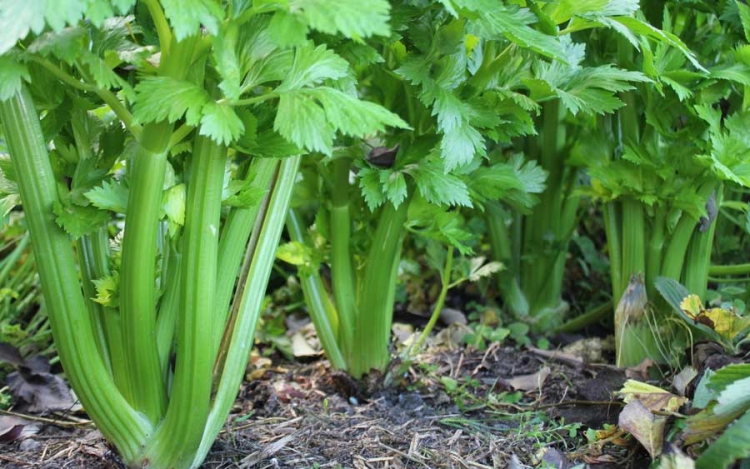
[143,0,172,57]
[412,246,454,353]
[287,208,346,369]
[29,57,142,138]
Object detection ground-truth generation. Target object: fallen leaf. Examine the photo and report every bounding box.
[240,433,295,468]
[540,447,569,469]
[503,366,551,392]
[290,331,320,358]
[507,454,527,469]
[7,358,80,414]
[0,343,24,367]
[433,323,473,350]
[672,366,699,397]
[618,400,665,459]
[0,416,32,442]
[618,379,687,413]
[391,322,415,345]
[582,454,617,464]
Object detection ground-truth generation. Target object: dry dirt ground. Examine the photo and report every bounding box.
[0,340,656,469]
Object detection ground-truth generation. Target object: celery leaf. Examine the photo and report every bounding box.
[408,161,472,208]
[52,201,110,239]
[287,0,391,39]
[276,43,349,92]
[275,88,408,155]
[160,0,223,41]
[0,55,29,101]
[199,101,245,146]
[358,166,386,211]
[275,92,333,154]
[133,77,211,126]
[467,4,567,62]
[85,179,129,214]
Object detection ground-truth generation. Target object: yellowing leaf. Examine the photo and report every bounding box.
[679,294,750,340]
[702,308,750,341]
[680,294,704,319]
[618,379,687,413]
[618,400,665,459]
[276,241,308,266]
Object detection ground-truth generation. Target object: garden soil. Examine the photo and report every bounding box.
[0,342,653,469]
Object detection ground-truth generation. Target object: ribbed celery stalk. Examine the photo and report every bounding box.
[119,36,197,424]
[646,210,666,297]
[604,204,623,303]
[286,208,345,370]
[193,155,301,468]
[119,122,170,423]
[0,85,151,461]
[350,196,411,378]
[77,227,133,403]
[329,158,357,365]
[486,202,529,317]
[156,245,181,376]
[620,198,646,289]
[212,158,279,357]
[143,136,226,468]
[75,236,111,375]
[684,187,721,298]
[662,183,716,282]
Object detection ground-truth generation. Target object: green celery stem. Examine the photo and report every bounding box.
[76,235,114,383]
[413,246,454,352]
[709,263,750,276]
[646,210,666,297]
[603,203,623,304]
[328,158,357,366]
[192,156,301,468]
[0,85,151,461]
[212,158,278,356]
[620,198,645,298]
[144,136,226,468]
[485,201,529,317]
[351,197,411,378]
[119,121,171,424]
[286,209,345,369]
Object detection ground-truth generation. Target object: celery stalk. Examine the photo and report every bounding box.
[0,85,152,462]
[193,156,301,468]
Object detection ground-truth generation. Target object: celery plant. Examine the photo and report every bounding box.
[280,1,565,377]
[0,1,406,467]
[484,1,698,333]
[587,4,750,365]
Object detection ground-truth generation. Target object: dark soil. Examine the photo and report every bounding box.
[0,341,654,469]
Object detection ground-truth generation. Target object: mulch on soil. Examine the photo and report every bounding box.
[1,341,650,469]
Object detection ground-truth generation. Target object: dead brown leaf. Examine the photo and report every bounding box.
[0,416,28,442]
[672,367,698,397]
[502,366,551,392]
[618,400,665,459]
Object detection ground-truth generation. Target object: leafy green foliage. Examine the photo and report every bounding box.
[0,55,29,101]
[270,0,391,40]
[161,0,222,41]
[133,77,210,126]
[85,179,129,213]
[275,87,408,155]
[0,0,136,55]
